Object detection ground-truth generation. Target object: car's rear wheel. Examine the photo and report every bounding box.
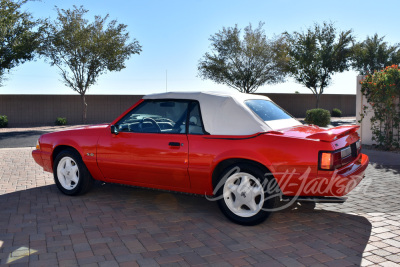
[53,149,93,195]
[216,163,279,225]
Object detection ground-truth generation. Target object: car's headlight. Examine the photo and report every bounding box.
[36,139,40,150]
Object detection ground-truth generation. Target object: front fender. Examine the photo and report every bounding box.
[39,128,105,180]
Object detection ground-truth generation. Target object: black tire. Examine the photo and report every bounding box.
[53,149,94,196]
[216,163,279,226]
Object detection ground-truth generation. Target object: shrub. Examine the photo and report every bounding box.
[360,64,400,149]
[304,109,331,127]
[55,117,67,126]
[331,108,342,117]
[0,115,8,128]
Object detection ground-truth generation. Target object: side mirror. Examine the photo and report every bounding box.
[110,125,119,135]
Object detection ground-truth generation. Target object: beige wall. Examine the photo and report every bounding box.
[0,95,143,126]
[0,93,355,127]
[356,75,375,145]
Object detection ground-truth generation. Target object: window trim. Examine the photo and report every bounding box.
[115,99,209,135]
[115,99,189,134]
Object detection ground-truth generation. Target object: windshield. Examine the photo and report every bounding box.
[245,99,292,122]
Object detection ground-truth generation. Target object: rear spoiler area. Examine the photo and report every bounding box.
[306,125,360,142]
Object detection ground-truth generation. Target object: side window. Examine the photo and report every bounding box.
[188,102,206,135]
[117,100,189,134]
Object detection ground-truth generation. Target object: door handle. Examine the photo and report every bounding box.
[168,142,181,147]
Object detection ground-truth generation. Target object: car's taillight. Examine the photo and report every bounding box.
[320,152,333,169]
[319,141,360,171]
[319,151,342,170]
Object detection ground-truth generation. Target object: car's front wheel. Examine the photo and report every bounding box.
[53,149,94,195]
[216,164,279,225]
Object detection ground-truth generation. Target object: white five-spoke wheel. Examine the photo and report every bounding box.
[216,163,278,226]
[223,173,264,217]
[53,149,94,196]
[57,156,79,190]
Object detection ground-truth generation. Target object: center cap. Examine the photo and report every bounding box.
[241,192,246,198]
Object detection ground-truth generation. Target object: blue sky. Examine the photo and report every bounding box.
[2,0,399,95]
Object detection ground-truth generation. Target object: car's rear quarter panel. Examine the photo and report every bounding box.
[188,133,324,195]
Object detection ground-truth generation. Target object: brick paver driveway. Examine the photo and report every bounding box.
[0,147,399,266]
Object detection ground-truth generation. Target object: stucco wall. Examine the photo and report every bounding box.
[0,95,143,126]
[0,93,356,126]
[356,75,375,145]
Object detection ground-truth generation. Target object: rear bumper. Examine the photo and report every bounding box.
[315,153,369,197]
[280,153,369,197]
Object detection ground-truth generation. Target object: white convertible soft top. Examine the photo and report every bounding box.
[143,91,301,135]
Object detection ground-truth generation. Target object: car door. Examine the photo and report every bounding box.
[96,100,190,189]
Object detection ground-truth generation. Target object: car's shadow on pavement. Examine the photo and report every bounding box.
[0,182,372,266]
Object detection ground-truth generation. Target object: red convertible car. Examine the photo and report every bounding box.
[32,92,369,225]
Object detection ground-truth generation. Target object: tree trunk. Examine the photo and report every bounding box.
[81,94,87,124]
[315,93,321,108]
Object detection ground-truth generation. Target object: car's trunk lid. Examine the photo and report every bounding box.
[267,125,360,142]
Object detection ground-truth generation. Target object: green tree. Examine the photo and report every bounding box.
[40,6,142,123]
[0,0,41,85]
[352,34,400,75]
[198,22,288,93]
[285,22,353,108]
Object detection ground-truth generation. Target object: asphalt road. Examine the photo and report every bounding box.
[0,130,47,148]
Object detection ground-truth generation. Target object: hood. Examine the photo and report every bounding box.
[66,123,109,131]
[40,124,109,139]
[268,125,360,142]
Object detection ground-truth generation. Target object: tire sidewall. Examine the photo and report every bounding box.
[216,163,278,226]
[53,149,88,196]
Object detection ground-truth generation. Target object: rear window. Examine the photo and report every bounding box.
[245,100,292,121]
